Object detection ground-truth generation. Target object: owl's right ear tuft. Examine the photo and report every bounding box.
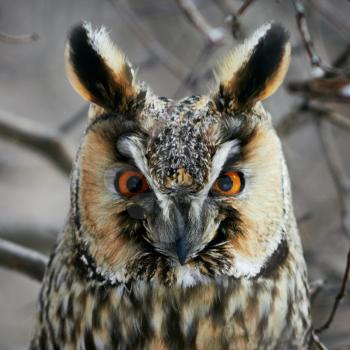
[215,23,291,113]
[65,22,137,111]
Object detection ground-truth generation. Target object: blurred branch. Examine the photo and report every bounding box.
[288,78,350,103]
[59,105,89,134]
[311,332,328,350]
[332,43,350,71]
[176,0,225,45]
[318,120,350,239]
[0,223,58,250]
[0,109,72,176]
[310,279,325,304]
[309,0,350,39]
[291,0,350,78]
[173,42,216,98]
[315,247,350,334]
[0,238,48,282]
[226,0,256,40]
[275,103,309,137]
[309,105,350,131]
[108,0,188,80]
[0,31,38,44]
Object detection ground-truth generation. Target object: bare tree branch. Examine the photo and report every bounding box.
[0,109,73,176]
[173,42,216,98]
[309,105,350,131]
[225,0,256,40]
[0,31,39,44]
[309,0,350,39]
[59,104,89,134]
[332,43,350,71]
[275,103,310,137]
[0,223,58,250]
[315,247,350,333]
[318,119,350,239]
[0,238,48,282]
[288,77,350,103]
[291,0,350,78]
[108,0,188,80]
[310,279,326,303]
[312,332,328,350]
[176,0,226,45]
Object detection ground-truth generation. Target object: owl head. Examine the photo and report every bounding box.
[65,22,291,286]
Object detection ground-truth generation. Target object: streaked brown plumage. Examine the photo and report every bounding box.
[30,22,312,349]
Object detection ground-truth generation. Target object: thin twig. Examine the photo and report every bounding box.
[227,0,256,40]
[173,42,217,99]
[0,109,73,176]
[0,31,39,44]
[0,238,48,282]
[312,332,328,350]
[288,77,350,103]
[275,103,310,137]
[59,105,89,133]
[332,43,350,71]
[309,105,350,132]
[176,0,226,45]
[315,119,350,332]
[236,0,256,16]
[108,0,188,81]
[310,279,326,304]
[318,119,350,239]
[315,247,350,333]
[291,0,350,78]
[309,0,350,39]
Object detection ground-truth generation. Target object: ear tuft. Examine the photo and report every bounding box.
[215,23,291,112]
[65,22,137,111]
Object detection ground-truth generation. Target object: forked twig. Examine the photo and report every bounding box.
[228,0,256,39]
[0,238,48,282]
[176,0,225,45]
[291,0,350,78]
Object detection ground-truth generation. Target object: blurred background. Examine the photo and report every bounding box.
[0,0,349,349]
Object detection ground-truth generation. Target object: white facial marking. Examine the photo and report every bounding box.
[117,136,171,219]
[190,140,240,219]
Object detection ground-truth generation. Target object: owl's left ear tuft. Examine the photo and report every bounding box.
[65,22,137,111]
[215,23,291,112]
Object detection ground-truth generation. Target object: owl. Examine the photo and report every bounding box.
[30,22,312,349]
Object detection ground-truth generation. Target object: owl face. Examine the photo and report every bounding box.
[66,22,291,285]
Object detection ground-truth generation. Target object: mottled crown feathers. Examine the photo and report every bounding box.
[216,22,291,112]
[65,22,137,111]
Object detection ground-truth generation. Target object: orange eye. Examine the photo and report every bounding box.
[212,171,242,196]
[115,170,149,197]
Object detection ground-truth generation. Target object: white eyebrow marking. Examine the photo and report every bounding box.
[117,136,171,218]
[190,140,240,218]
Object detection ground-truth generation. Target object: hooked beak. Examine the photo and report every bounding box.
[173,199,191,265]
[175,235,189,265]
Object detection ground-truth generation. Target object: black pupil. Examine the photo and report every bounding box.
[127,175,143,193]
[217,175,233,192]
